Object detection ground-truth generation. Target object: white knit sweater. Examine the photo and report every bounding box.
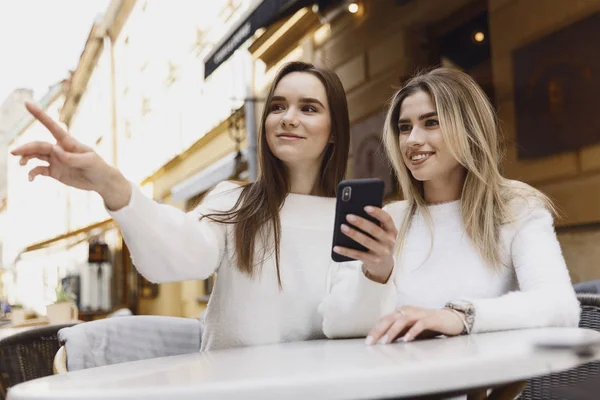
[320,198,580,338]
[108,181,339,351]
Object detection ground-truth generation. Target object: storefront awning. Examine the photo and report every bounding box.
[204,0,317,79]
[21,219,116,254]
[171,150,247,202]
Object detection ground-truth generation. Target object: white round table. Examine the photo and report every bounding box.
[8,327,600,400]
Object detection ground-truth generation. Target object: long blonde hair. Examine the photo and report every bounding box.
[383,68,555,268]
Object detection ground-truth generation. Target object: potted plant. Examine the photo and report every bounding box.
[46,284,78,324]
[10,303,26,324]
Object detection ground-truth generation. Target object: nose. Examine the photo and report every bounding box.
[281,108,299,128]
[406,126,425,147]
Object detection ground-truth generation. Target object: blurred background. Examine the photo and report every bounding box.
[0,0,598,323]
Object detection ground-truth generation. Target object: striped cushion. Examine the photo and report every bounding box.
[58,315,202,371]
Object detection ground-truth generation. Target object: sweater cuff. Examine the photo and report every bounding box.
[320,262,397,338]
[468,298,494,334]
[356,265,398,315]
[105,182,144,225]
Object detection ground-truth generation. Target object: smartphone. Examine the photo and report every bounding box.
[331,178,385,262]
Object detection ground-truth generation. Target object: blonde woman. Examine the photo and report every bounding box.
[320,68,580,344]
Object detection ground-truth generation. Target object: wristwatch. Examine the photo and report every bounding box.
[444,300,475,335]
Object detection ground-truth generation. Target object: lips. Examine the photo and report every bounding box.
[276,133,305,140]
[407,151,435,166]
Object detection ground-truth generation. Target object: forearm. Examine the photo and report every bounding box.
[96,167,132,211]
[107,183,226,282]
[469,285,580,333]
[320,262,397,338]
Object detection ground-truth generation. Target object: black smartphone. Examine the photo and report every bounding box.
[331,178,385,262]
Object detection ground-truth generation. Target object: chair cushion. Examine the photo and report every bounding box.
[58,315,201,371]
[574,280,600,294]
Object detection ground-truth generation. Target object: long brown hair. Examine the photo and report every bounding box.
[203,61,350,286]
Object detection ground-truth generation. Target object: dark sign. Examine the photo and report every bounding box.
[204,0,311,79]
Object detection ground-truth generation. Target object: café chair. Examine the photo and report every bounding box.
[53,315,202,372]
[0,323,76,397]
[519,293,600,399]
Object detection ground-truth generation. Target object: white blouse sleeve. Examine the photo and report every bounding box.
[107,181,240,283]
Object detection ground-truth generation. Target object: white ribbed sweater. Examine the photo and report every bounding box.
[320,198,580,338]
[108,181,340,351]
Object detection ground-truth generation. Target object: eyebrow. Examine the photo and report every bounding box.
[271,96,325,108]
[398,111,438,124]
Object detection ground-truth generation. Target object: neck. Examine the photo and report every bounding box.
[423,167,466,204]
[286,160,322,195]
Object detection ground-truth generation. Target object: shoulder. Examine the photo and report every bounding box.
[383,200,410,214]
[502,180,554,230]
[383,200,411,226]
[211,180,243,196]
[194,181,244,214]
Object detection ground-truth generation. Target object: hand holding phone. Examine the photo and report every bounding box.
[331,179,398,283]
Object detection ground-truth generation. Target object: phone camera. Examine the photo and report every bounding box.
[341,187,352,202]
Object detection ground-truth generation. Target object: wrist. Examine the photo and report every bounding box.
[362,264,393,284]
[97,168,131,211]
[443,308,469,336]
[444,300,475,335]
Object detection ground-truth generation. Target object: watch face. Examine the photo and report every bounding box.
[451,300,470,309]
[449,300,473,314]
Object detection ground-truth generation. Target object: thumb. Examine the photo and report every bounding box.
[53,145,95,168]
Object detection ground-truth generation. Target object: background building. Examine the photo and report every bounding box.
[2,0,598,318]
